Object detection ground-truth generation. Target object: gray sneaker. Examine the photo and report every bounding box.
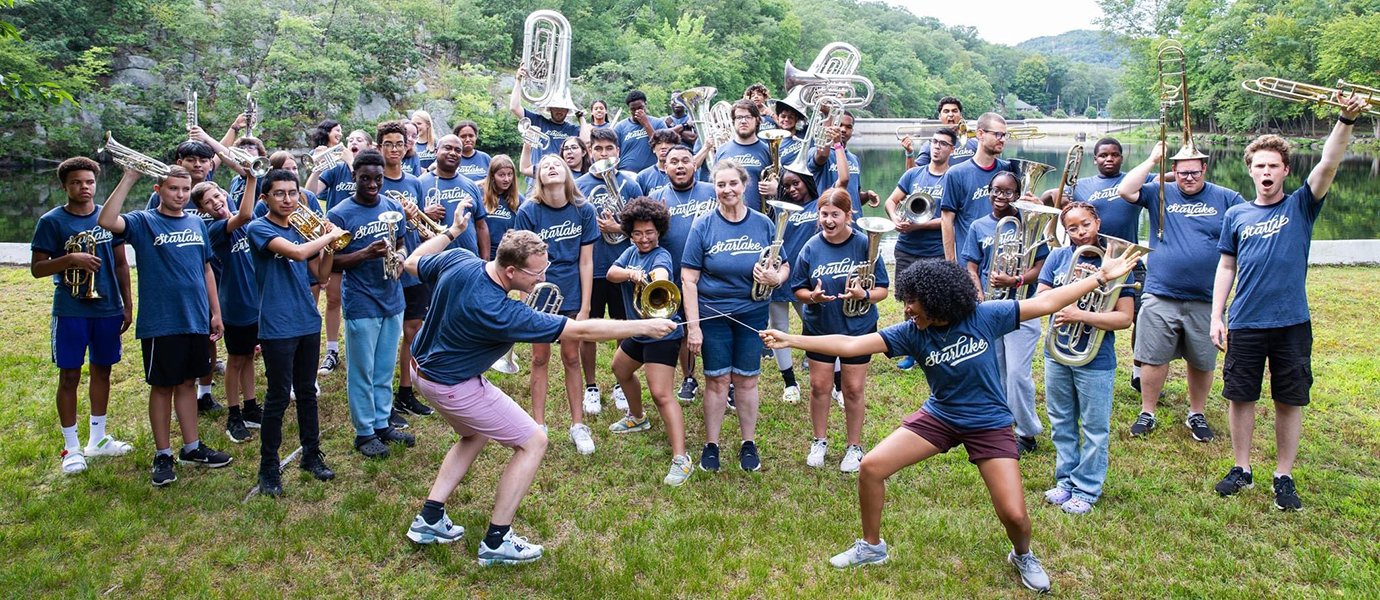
[830,538,889,568]
[1008,549,1051,592]
[477,530,543,566]
[664,454,693,487]
[406,513,464,545]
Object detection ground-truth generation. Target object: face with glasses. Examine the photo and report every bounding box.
[976,124,1008,155]
[508,254,551,293]
[263,180,301,217]
[929,133,957,164]
[379,133,407,166]
[988,173,1019,214]
[733,110,758,139]
[1172,158,1206,195]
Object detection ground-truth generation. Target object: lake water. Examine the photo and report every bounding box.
[2,141,1376,243]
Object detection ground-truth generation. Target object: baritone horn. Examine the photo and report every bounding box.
[97,132,171,180]
[898,191,935,225]
[1044,235,1152,366]
[589,158,627,244]
[1240,77,1380,118]
[520,10,575,111]
[841,217,896,317]
[984,201,1062,301]
[751,200,804,301]
[524,282,564,314]
[63,231,101,300]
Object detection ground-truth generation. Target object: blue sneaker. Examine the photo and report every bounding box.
[406,513,464,545]
[830,538,889,568]
[897,356,916,371]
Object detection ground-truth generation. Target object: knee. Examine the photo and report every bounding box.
[522,428,549,453]
[559,350,581,370]
[859,455,889,482]
[57,369,82,390]
[531,351,551,369]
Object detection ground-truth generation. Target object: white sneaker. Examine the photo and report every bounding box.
[612,385,628,412]
[84,434,133,458]
[830,538,888,568]
[477,529,544,566]
[570,423,596,455]
[782,385,801,403]
[664,454,693,487]
[806,438,827,468]
[840,444,864,473]
[582,386,602,416]
[60,449,87,474]
[832,387,844,408]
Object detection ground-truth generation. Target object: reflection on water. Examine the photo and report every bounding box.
[2,141,1377,243]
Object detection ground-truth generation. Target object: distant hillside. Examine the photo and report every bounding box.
[1017,29,1129,68]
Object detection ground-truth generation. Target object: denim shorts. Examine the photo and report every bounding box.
[699,304,768,377]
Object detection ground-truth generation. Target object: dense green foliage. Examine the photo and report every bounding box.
[1016,29,1131,69]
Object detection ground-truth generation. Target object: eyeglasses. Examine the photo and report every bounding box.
[930,139,954,148]
[733,115,755,122]
[979,130,1009,141]
[990,188,1018,199]
[267,189,300,199]
[379,141,407,150]
[517,262,551,277]
[1176,170,1204,179]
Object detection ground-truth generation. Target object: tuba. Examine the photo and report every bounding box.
[378,210,405,280]
[517,117,552,150]
[750,200,803,301]
[782,60,873,110]
[97,132,171,180]
[62,231,101,300]
[842,217,896,317]
[1241,77,1380,117]
[1044,235,1153,366]
[898,191,935,225]
[385,190,447,241]
[984,201,1062,301]
[303,143,345,173]
[520,10,575,111]
[676,86,723,145]
[524,282,564,314]
[589,158,627,244]
[1156,39,1207,240]
[288,206,352,253]
[634,273,682,319]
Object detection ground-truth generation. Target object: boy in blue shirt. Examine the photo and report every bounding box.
[940,113,1011,261]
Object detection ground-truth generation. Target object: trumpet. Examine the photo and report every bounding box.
[634,273,681,319]
[1044,235,1152,366]
[898,191,935,225]
[243,92,259,138]
[185,87,198,141]
[524,282,564,314]
[518,117,552,150]
[385,190,447,241]
[842,217,895,317]
[221,145,270,178]
[378,210,405,280]
[751,200,803,301]
[288,205,351,253]
[97,132,171,180]
[520,10,575,111]
[1241,77,1380,118]
[985,201,1062,301]
[303,143,345,173]
[62,231,101,300]
[589,158,627,244]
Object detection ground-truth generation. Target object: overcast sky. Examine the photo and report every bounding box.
[888,0,1107,46]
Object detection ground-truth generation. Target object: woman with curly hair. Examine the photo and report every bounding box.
[760,251,1142,593]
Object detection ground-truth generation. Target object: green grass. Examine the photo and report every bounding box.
[2,266,1378,598]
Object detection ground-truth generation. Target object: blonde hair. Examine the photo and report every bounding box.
[411,110,436,151]
[483,154,521,214]
[531,154,583,207]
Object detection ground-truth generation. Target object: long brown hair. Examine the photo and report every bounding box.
[530,154,583,207]
[483,154,521,214]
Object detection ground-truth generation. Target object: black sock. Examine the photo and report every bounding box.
[833,370,843,390]
[229,405,242,417]
[244,398,258,411]
[420,499,445,525]
[781,368,797,388]
[484,523,511,548]
[398,386,413,399]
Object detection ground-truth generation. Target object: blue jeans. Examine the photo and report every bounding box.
[1044,361,1114,503]
[997,317,1043,438]
[345,313,403,437]
[700,305,768,377]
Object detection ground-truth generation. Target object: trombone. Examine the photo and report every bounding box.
[1156,39,1207,240]
[1240,77,1380,118]
[894,120,1044,141]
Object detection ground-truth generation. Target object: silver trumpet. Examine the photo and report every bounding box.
[490,349,522,374]
[222,145,270,178]
[1044,235,1152,366]
[303,143,345,173]
[243,91,259,138]
[97,131,171,180]
[378,210,405,280]
[985,201,1062,301]
[524,282,564,314]
[589,158,627,244]
[751,200,804,301]
[185,87,198,141]
[842,217,896,317]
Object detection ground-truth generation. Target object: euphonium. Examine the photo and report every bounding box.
[1044,235,1153,366]
[676,86,722,145]
[288,206,351,253]
[634,273,682,319]
[898,191,935,225]
[520,10,575,111]
[62,231,101,300]
[842,217,896,317]
[517,117,552,150]
[984,201,1062,301]
[704,101,736,149]
[750,200,803,301]
[385,190,446,241]
[97,132,171,180]
[1240,77,1380,118]
[1005,159,1055,204]
[524,282,564,314]
[303,143,345,173]
[589,158,627,244]
[378,210,405,280]
[782,94,845,176]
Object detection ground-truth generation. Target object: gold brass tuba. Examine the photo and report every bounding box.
[63,231,101,300]
[589,158,627,244]
[288,206,351,253]
[1044,235,1153,366]
[97,132,172,180]
[898,191,935,225]
[750,200,803,301]
[1156,39,1207,240]
[524,282,564,314]
[634,273,682,319]
[520,10,575,111]
[984,201,1062,301]
[1240,77,1380,118]
[842,217,896,317]
[378,210,405,280]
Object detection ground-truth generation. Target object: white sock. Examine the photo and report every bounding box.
[89,414,107,444]
[326,341,339,353]
[61,425,81,452]
[1132,365,1142,378]
[1187,411,1202,418]
[197,384,212,397]
[1274,471,1289,479]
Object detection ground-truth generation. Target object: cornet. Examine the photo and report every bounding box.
[63,231,101,300]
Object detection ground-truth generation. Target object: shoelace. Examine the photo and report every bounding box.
[1188,414,1207,428]
[1136,414,1154,426]
[1016,552,1043,569]
[1275,476,1295,495]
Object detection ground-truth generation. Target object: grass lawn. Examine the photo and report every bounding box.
[1,265,1377,598]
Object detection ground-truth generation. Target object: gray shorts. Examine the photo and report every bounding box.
[1134,294,1218,371]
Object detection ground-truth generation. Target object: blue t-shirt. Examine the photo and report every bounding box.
[893,166,946,257]
[458,150,492,182]
[412,249,567,384]
[253,189,323,220]
[1038,246,1136,371]
[207,219,258,327]
[575,171,644,278]
[714,139,772,212]
[961,214,1049,300]
[878,300,1021,430]
[939,157,1010,257]
[650,182,717,275]
[484,196,522,259]
[636,165,669,195]
[327,196,406,319]
[1133,181,1244,301]
[419,172,489,256]
[317,163,357,212]
[614,118,667,173]
[382,173,427,288]
[413,142,436,171]
[777,199,820,302]
[401,155,423,178]
[780,135,806,167]
[791,229,889,336]
[809,148,863,213]
[31,205,126,318]
[1218,184,1322,329]
[244,218,321,340]
[612,245,685,343]
[119,210,212,338]
[229,175,265,211]
[681,208,775,315]
[1072,172,1153,243]
[523,109,581,169]
[513,199,599,313]
[916,137,978,167]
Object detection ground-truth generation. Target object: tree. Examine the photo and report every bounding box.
[1012,55,1051,110]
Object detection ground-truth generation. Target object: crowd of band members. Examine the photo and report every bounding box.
[31,63,1367,579]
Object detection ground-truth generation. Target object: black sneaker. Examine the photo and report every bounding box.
[396,390,435,416]
[258,470,283,498]
[354,435,390,459]
[1215,466,1254,497]
[1185,413,1215,442]
[739,440,761,472]
[376,426,416,448]
[1017,435,1038,456]
[1273,475,1302,511]
[389,407,410,430]
[151,453,177,487]
[241,401,263,429]
[677,378,698,403]
[1130,375,1142,393]
[197,392,224,415]
[178,442,232,468]
[226,414,252,444]
[300,450,336,481]
[1130,412,1157,437]
[318,349,341,376]
[699,443,720,473]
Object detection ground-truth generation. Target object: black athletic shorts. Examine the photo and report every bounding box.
[1222,321,1312,406]
[403,283,431,321]
[141,333,212,386]
[589,278,627,320]
[223,322,260,356]
[618,337,684,367]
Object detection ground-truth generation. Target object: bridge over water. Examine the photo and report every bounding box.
[850,118,1156,149]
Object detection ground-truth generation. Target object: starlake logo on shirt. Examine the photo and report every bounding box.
[1167,202,1219,217]
[230,234,251,254]
[979,228,1021,251]
[538,220,583,243]
[489,205,513,220]
[706,235,764,256]
[827,160,860,175]
[970,184,991,201]
[1240,214,1290,240]
[811,258,858,281]
[726,154,764,168]
[924,335,989,367]
[1087,186,1120,202]
[152,229,205,247]
[430,185,475,206]
[335,181,357,193]
[354,219,394,240]
[84,225,115,245]
[669,199,714,219]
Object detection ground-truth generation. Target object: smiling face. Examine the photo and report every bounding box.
[264,180,300,218]
[989,173,1019,215]
[629,220,659,253]
[434,135,463,174]
[817,202,851,240]
[713,167,745,209]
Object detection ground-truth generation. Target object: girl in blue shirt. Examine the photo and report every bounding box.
[481,154,525,374]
